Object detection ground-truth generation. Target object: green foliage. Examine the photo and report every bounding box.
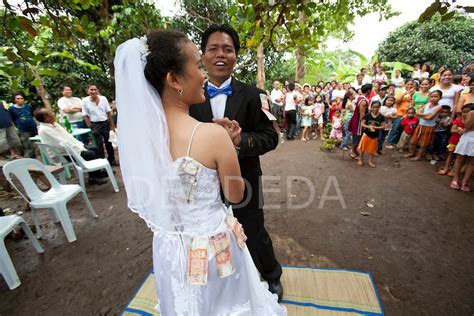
[303,49,368,84]
[419,0,474,22]
[228,0,398,84]
[173,0,232,42]
[376,13,474,71]
[320,123,341,151]
[99,3,167,55]
[1,1,169,106]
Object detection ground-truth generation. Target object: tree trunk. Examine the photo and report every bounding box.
[295,6,307,82]
[256,42,265,89]
[295,46,306,82]
[31,67,52,110]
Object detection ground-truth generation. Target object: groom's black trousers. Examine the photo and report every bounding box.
[232,174,282,283]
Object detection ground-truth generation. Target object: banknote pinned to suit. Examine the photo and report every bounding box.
[259,93,277,121]
[187,236,209,285]
[210,232,234,278]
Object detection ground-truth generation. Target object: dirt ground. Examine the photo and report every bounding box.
[0,140,473,315]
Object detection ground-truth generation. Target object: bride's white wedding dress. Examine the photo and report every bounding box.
[152,123,286,315]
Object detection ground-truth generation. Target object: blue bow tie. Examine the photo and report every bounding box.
[207,84,233,98]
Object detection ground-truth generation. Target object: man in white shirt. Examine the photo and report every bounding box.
[331,82,346,101]
[352,73,364,90]
[82,84,117,165]
[361,67,372,84]
[57,85,89,144]
[34,108,107,185]
[270,80,283,122]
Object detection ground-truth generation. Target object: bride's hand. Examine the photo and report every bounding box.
[213,118,241,146]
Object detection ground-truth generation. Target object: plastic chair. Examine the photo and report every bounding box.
[3,158,98,243]
[0,215,44,290]
[60,142,119,193]
[36,143,76,183]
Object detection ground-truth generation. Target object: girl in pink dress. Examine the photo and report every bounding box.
[330,109,343,140]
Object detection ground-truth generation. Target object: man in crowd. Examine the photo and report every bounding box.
[270,80,284,124]
[190,24,284,301]
[352,73,364,90]
[0,101,21,159]
[8,93,37,158]
[82,84,117,165]
[371,84,388,104]
[57,85,89,144]
[34,108,107,185]
[331,82,346,101]
[361,67,372,84]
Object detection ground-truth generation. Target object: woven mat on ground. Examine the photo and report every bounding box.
[121,266,384,315]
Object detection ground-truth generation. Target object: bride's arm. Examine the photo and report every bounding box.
[211,125,245,204]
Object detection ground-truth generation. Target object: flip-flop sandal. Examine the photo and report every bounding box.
[350,153,359,159]
[447,171,454,177]
[368,163,376,168]
[450,181,460,190]
[461,184,471,192]
[357,161,364,166]
[438,169,448,175]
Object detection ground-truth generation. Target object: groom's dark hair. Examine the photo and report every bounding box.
[201,24,240,55]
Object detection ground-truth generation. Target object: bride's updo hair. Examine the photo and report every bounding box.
[144,30,191,95]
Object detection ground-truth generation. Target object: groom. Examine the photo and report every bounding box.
[190,24,283,300]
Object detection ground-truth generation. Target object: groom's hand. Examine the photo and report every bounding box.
[213,118,241,146]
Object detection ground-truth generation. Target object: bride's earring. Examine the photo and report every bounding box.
[178,88,183,96]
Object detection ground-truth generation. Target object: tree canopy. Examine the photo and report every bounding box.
[376,13,474,72]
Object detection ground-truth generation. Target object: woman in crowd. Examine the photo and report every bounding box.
[413,78,430,113]
[385,79,416,149]
[430,69,463,114]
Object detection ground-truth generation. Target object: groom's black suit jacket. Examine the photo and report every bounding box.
[190,77,279,212]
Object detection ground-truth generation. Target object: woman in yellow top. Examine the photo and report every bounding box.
[430,65,446,86]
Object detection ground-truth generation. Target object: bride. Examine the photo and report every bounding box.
[114,30,286,315]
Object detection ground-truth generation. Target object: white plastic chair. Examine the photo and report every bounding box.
[3,158,98,243]
[60,142,119,193]
[0,214,44,290]
[36,143,77,183]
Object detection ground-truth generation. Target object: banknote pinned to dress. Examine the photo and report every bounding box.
[187,236,209,285]
[226,213,247,249]
[210,232,234,278]
[259,93,277,121]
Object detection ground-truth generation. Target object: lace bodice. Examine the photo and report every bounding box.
[173,156,225,235]
[167,122,226,235]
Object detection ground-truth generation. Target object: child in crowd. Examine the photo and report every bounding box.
[405,90,443,161]
[450,103,473,192]
[397,107,419,152]
[313,94,325,140]
[428,105,451,161]
[378,96,397,155]
[300,96,315,142]
[439,103,470,176]
[340,92,354,150]
[330,109,343,140]
[329,97,342,121]
[358,101,386,167]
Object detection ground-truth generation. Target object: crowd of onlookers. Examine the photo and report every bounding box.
[269,63,474,192]
[1,63,473,191]
[0,84,117,186]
